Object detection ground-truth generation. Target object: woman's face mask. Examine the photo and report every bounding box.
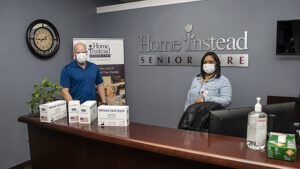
[202,55,216,74]
[76,52,87,63]
[203,64,215,74]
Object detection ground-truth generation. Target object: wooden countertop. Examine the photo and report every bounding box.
[19,116,300,169]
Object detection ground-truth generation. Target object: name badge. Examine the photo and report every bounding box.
[200,89,208,96]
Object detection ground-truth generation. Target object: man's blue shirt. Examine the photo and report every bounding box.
[60,61,103,103]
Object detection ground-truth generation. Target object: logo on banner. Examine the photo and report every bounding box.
[88,43,111,58]
[138,24,249,67]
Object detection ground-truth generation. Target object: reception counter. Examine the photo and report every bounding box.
[18,116,300,169]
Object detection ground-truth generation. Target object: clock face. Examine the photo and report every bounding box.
[26,19,60,59]
[34,28,53,51]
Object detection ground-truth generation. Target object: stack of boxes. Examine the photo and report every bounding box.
[39,100,67,123]
[79,101,98,124]
[68,100,80,123]
[39,100,130,127]
[98,105,129,126]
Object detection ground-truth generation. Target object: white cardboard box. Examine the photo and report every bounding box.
[79,101,97,124]
[39,100,67,123]
[98,105,129,126]
[68,100,80,123]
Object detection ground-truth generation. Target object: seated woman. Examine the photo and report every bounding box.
[184,52,232,111]
[105,85,123,105]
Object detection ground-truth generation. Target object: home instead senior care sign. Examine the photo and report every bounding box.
[73,38,126,105]
[138,24,248,67]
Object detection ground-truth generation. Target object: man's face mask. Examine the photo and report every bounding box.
[203,64,215,74]
[76,52,87,63]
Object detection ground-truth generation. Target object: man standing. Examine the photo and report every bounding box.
[60,42,107,104]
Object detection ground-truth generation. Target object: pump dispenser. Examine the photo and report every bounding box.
[246,97,268,150]
[255,97,262,112]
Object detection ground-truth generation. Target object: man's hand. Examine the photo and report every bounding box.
[194,97,205,103]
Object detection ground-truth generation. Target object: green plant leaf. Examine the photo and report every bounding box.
[27,77,62,114]
[41,77,49,85]
[53,91,61,95]
[56,85,63,89]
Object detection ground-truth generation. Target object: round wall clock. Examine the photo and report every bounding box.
[26,19,60,58]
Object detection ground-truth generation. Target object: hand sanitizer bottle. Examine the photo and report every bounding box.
[246,97,268,150]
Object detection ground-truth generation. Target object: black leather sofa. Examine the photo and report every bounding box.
[209,102,296,138]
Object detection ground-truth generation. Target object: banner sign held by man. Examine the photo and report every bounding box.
[73,38,125,105]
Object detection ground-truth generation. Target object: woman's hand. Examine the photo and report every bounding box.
[195,97,205,103]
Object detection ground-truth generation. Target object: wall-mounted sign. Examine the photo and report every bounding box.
[138,24,248,67]
[139,54,248,67]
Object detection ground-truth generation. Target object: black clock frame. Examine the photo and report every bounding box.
[26,19,60,59]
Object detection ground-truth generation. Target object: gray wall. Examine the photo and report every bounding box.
[97,0,300,127]
[0,0,97,168]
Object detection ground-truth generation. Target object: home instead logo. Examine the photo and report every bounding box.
[138,24,248,67]
[88,43,111,58]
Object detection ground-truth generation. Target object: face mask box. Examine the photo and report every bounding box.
[79,101,97,124]
[267,132,297,162]
[98,105,129,126]
[68,100,80,123]
[39,100,67,123]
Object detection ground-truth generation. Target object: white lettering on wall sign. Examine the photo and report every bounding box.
[138,24,249,67]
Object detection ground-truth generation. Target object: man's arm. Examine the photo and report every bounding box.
[97,83,106,104]
[62,88,73,103]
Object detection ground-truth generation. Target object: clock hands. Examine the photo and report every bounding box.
[37,36,48,42]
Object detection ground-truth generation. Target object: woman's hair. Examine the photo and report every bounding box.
[197,51,221,79]
[108,85,118,94]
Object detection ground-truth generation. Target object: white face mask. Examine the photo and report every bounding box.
[76,52,87,63]
[203,64,216,74]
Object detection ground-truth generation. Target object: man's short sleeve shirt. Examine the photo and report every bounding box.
[60,61,103,103]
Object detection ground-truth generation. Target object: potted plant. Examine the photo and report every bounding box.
[26,77,63,116]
